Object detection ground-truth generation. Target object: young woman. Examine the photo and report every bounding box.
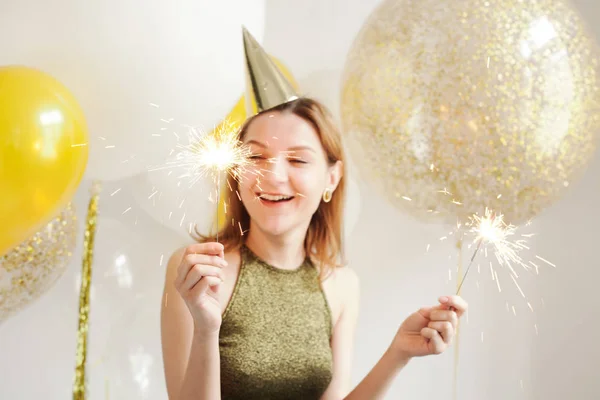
[160,97,468,400]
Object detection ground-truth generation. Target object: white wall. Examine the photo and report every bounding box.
[1,0,600,399]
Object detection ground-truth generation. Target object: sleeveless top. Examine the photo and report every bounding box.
[219,245,334,400]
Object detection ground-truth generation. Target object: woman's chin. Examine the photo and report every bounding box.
[252,217,303,238]
[260,222,293,237]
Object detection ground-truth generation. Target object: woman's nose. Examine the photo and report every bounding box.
[265,156,288,182]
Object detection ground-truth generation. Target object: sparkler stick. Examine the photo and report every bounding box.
[455,238,482,295]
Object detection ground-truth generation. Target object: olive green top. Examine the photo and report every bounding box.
[219,245,334,400]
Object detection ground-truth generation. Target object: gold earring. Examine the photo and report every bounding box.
[322,188,332,203]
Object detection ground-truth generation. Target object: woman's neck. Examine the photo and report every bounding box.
[244,222,307,271]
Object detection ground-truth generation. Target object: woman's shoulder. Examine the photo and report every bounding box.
[321,264,360,328]
[165,244,195,274]
[165,246,187,276]
[322,265,360,305]
[325,263,359,288]
[168,245,187,261]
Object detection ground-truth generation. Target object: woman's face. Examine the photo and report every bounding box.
[239,111,341,237]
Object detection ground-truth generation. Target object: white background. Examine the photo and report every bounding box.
[1,0,599,399]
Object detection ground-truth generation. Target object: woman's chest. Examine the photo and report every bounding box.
[217,255,343,329]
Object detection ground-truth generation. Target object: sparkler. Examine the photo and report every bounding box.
[445,203,551,400]
[455,239,482,295]
[455,208,531,294]
[426,188,554,300]
[149,120,252,242]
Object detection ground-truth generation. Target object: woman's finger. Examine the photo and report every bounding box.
[181,264,224,291]
[175,254,227,288]
[430,309,458,327]
[180,253,227,272]
[428,321,454,344]
[439,295,468,316]
[421,327,446,354]
[188,276,222,299]
[183,242,224,257]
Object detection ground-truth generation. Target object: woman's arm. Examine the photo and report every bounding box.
[319,267,360,399]
[160,249,221,400]
[322,268,466,400]
[343,349,411,400]
[320,267,411,400]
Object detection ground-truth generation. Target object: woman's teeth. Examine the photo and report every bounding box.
[259,194,293,202]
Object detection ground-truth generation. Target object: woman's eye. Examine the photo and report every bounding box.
[288,158,307,164]
[249,155,264,160]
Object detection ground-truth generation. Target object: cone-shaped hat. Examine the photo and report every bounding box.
[242,26,299,116]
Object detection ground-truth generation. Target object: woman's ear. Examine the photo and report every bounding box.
[327,160,343,192]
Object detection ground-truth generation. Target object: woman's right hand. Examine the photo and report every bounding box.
[174,242,227,337]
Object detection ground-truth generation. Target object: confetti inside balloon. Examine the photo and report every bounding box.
[0,203,77,321]
[341,0,600,225]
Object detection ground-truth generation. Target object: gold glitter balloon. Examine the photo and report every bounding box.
[0,203,77,321]
[341,0,600,225]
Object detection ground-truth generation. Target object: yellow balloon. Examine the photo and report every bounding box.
[341,0,600,225]
[214,57,298,230]
[0,66,88,255]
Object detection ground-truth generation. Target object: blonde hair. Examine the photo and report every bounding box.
[194,97,347,279]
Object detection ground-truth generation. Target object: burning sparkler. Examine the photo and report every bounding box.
[149,120,252,242]
[424,188,555,303]
[455,208,532,294]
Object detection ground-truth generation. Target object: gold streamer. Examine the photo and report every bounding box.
[73,182,102,400]
[453,238,463,400]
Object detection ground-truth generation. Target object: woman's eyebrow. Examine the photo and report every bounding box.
[245,140,316,154]
[245,139,266,148]
[286,145,316,154]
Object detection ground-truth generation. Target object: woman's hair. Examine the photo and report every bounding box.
[193,97,347,279]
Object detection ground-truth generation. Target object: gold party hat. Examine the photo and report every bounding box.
[242,26,299,115]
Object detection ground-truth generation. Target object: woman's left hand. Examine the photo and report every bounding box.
[389,295,468,360]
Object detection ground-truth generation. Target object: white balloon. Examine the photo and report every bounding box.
[0,0,266,181]
[74,178,189,314]
[95,296,166,399]
[129,169,218,237]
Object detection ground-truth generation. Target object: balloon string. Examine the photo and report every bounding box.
[216,172,221,243]
[452,236,484,400]
[73,182,101,400]
[452,238,463,400]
